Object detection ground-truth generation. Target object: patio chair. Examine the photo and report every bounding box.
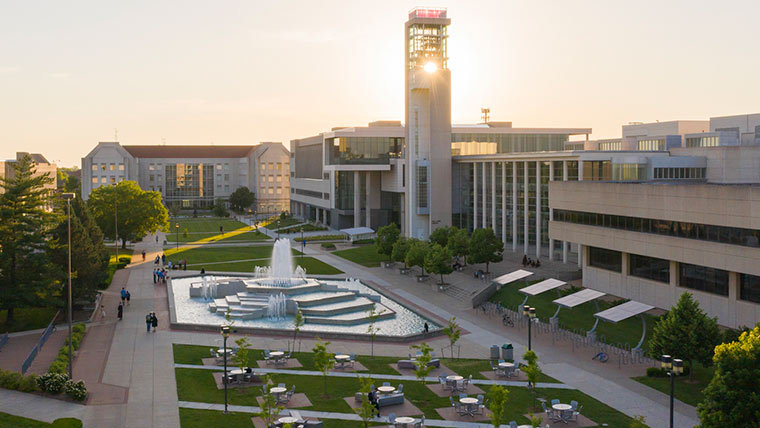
[348,353,356,367]
[571,404,583,421]
[478,398,488,415]
[397,384,403,393]
[449,396,461,414]
[464,374,472,387]
[490,360,499,372]
[264,350,273,365]
[456,380,464,392]
[541,401,554,420]
[508,422,517,428]
[440,377,450,391]
[476,394,484,405]
[570,400,578,410]
[382,382,391,387]
[551,399,560,406]
[278,383,286,388]
[209,348,216,358]
[459,393,467,400]
[387,413,396,425]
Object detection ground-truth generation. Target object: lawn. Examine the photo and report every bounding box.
[333,244,387,268]
[179,408,385,428]
[167,218,269,243]
[162,246,342,275]
[264,216,302,230]
[632,363,714,407]
[489,285,659,352]
[0,412,81,428]
[278,224,328,234]
[0,307,58,333]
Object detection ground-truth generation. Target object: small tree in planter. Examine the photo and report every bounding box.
[487,384,509,427]
[405,239,429,278]
[312,339,333,397]
[392,236,412,272]
[443,317,461,359]
[447,227,469,266]
[232,336,251,372]
[429,226,452,247]
[375,223,400,266]
[424,244,453,285]
[255,374,284,428]
[356,376,378,426]
[468,228,504,274]
[366,307,384,357]
[292,309,304,353]
[411,342,434,384]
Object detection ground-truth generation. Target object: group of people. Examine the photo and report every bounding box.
[153,268,168,284]
[117,287,131,321]
[522,255,541,268]
[145,312,158,332]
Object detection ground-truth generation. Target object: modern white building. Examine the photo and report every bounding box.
[81,142,290,213]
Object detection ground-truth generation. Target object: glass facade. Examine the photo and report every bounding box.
[588,246,622,272]
[554,209,760,248]
[164,163,214,208]
[679,263,729,296]
[611,163,647,181]
[583,161,611,181]
[451,133,569,154]
[685,136,720,148]
[629,254,670,283]
[407,21,448,70]
[637,139,665,151]
[653,167,705,180]
[598,141,622,151]
[334,171,354,210]
[326,137,403,165]
[740,273,760,304]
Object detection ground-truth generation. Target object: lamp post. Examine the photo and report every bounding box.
[62,192,75,379]
[175,223,179,251]
[114,195,118,261]
[300,227,304,259]
[523,305,536,351]
[221,325,230,414]
[661,355,684,428]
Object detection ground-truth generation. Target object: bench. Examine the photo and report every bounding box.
[377,393,404,408]
[397,359,417,369]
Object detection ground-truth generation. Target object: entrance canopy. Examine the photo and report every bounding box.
[339,227,375,242]
[594,301,654,323]
[553,289,606,309]
[493,269,533,285]
[519,278,565,296]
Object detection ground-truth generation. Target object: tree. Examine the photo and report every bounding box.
[232,337,251,372]
[405,239,429,276]
[88,181,169,248]
[447,227,469,265]
[292,309,304,353]
[391,237,412,268]
[312,339,333,397]
[429,226,452,247]
[424,244,453,285]
[468,228,503,273]
[0,155,58,323]
[697,325,760,427]
[630,416,648,428]
[411,342,434,384]
[212,198,229,217]
[375,223,400,261]
[443,317,461,359]
[56,168,80,194]
[522,350,541,390]
[229,187,255,214]
[487,384,509,428]
[255,374,284,428]
[355,376,378,426]
[649,292,721,379]
[366,307,384,357]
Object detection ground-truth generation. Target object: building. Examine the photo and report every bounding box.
[0,152,58,201]
[81,142,290,213]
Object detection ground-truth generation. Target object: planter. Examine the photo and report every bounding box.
[415,275,429,283]
[381,261,395,268]
[398,267,410,275]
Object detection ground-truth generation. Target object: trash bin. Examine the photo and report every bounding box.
[490,345,500,360]
[501,343,513,361]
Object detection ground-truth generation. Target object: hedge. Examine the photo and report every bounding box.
[0,369,39,393]
[49,323,86,374]
[302,234,346,242]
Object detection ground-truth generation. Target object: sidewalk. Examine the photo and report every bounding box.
[0,388,84,423]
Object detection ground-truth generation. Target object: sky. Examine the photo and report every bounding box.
[1,0,759,167]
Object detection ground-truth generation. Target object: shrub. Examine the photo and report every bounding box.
[18,373,38,392]
[49,323,87,374]
[51,419,83,428]
[303,234,345,242]
[0,369,39,393]
[38,372,70,394]
[320,242,336,250]
[353,239,374,245]
[646,367,666,377]
[64,379,88,401]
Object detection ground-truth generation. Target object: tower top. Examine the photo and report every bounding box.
[408,8,447,20]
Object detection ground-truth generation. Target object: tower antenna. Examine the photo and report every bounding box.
[114,128,118,141]
[481,108,490,124]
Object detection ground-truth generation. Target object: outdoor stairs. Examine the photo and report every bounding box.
[442,285,471,300]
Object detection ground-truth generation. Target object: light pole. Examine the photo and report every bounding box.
[62,192,75,379]
[661,355,683,428]
[221,325,230,414]
[300,227,304,259]
[175,223,179,251]
[523,305,536,351]
[114,196,118,261]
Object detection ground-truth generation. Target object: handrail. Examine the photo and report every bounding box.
[0,332,8,351]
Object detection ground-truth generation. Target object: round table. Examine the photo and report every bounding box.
[377,386,396,394]
[216,349,232,356]
[446,375,463,381]
[498,362,514,368]
[394,416,415,425]
[460,397,478,405]
[270,386,287,395]
[335,354,349,360]
[553,403,572,411]
[517,425,533,428]
[229,369,244,375]
[278,416,298,424]
[270,351,284,357]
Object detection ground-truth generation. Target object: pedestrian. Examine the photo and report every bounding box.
[126,290,131,306]
[200,267,205,275]
[155,234,159,243]
[100,305,106,319]
[145,313,152,332]
[424,322,429,335]
[161,254,166,265]
[154,255,159,265]
[368,389,379,415]
[522,254,528,267]
[120,287,126,304]
[117,302,123,321]
[153,269,157,284]
[183,259,187,271]
[142,250,146,261]
[151,312,158,332]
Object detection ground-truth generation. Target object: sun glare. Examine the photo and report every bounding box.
[423,62,438,73]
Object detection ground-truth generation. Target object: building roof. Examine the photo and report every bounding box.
[123,145,257,158]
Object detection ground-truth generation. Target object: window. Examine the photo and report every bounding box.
[277,162,282,170]
[149,175,154,182]
[740,273,760,304]
[109,176,116,184]
[149,163,155,171]
[679,263,728,296]
[276,175,282,182]
[276,188,282,194]
[224,174,230,181]
[588,247,622,272]
[629,254,670,283]
[101,164,106,171]
[91,177,98,184]
[118,163,124,171]
[323,173,329,180]
[268,188,274,195]
[685,136,720,148]
[92,164,98,171]
[269,162,274,170]
[260,162,266,170]
[416,164,428,211]
[599,141,622,151]
[109,163,115,171]
[268,176,274,182]
[101,176,106,183]
[217,164,222,170]
[637,139,664,151]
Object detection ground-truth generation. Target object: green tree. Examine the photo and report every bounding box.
[411,342,434,384]
[0,155,58,323]
[355,376,378,426]
[487,384,509,428]
[630,416,648,428]
[56,168,80,194]
[375,223,400,261]
[429,226,452,247]
[522,350,541,390]
[312,338,333,397]
[468,228,503,273]
[292,308,304,353]
[88,181,169,248]
[424,244,453,285]
[229,187,256,214]
[366,307,384,357]
[405,239,429,276]
[391,237,412,268]
[232,337,251,372]
[443,317,461,359]
[649,292,721,378]
[255,374,284,427]
[447,227,469,265]
[212,198,229,217]
[697,325,760,427]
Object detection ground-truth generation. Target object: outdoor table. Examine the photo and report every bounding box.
[447,375,463,391]
[498,362,514,377]
[335,354,349,368]
[518,425,533,428]
[394,416,415,427]
[552,403,573,423]
[278,416,298,425]
[459,397,479,416]
[270,386,287,400]
[270,351,285,364]
[216,349,233,357]
[377,385,396,395]
[228,369,244,382]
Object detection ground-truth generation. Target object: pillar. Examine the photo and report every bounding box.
[523,161,529,255]
[501,162,507,245]
[491,162,497,231]
[562,241,568,264]
[473,163,478,229]
[548,162,554,261]
[365,171,371,228]
[353,172,360,228]
[535,161,541,260]
[512,161,518,252]
[482,162,487,228]
[578,160,584,181]
[323,207,328,226]
[577,244,583,268]
[562,161,569,264]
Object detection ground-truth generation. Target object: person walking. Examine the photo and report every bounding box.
[125,290,131,306]
[100,305,106,319]
[424,322,429,335]
[151,312,158,332]
[153,269,157,284]
[141,250,146,261]
[120,287,127,304]
[117,302,123,321]
[161,254,166,265]
[145,313,152,332]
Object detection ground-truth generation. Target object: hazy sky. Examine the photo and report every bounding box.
[2,0,759,167]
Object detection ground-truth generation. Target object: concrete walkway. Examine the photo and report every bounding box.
[0,389,85,423]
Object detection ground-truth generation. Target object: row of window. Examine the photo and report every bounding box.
[653,167,705,180]
[637,139,665,151]
[554,209,760,248]
[92,163,125,171]
[598,141,622,151]
[293,189,327,199]
[259,162,288,171]
[92,176,123,184]
[685,136,720,148]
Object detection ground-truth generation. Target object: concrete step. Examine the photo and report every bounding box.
[293,292,355,307]
[300,298,375,316]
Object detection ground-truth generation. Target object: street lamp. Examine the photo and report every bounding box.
[523,305,536,351]
[62,192,75,379]
[175,223,179,251]
[300,227,304,259]
[220,325,230,414]
[661,355,684,428]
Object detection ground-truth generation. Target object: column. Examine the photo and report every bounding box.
[562,241,568,264]
[512,161,517,252]
[563,160,568,181]
[535,161,541,259]
[548,162,554,261]
[523,161,529,255]
[323,208,328,226]
[501,162,507,245]
[481,162,487,228]
[473,163,478,229]
[562,161,569,264]
[577,243,582,267]
[365,171,371,228]
[353,172,360,228]
[578,160,584,181]
[491,162,497,231]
